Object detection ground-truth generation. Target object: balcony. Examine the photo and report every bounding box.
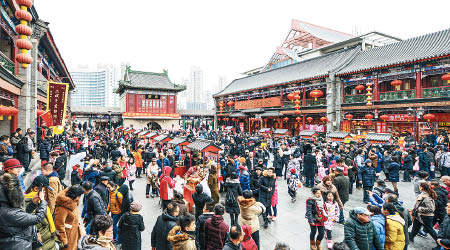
[423,87,450,98]
[378,90,415,101]
[0,51,14,75]
[344,94,366,104]
[306,98,326,107]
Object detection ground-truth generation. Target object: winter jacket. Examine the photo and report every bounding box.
[111,162,124,179]
[333,173,350,204]
[167,226,196,250]
[385,213,405,250]
[127,164,136,181]
[54,189,82,250]
[434,186,449,219]
[359,166,377,187]
[47,172,63,214]
[324,201,340,230]
[159,166,176,201]
[240,225,257,250]
[192,192,213,218]
[370,214,386,248]
[418,151,430,170]
[16,141,31,168]
[344,209,383,250]
[402,155,413,170]
[39,140,51,160]
[250,172,261,194]
[387,162,401,182]
[316,182,344,208]
[303,153,317,178]
[71,170,82,186]
[413,193,435,217]
[196,212,214,250]
[208,173,219,204]
[54,155,67,180]
[101,166,118,184]
[107,186,123,215]
[237,196,265,233]
[133,151,143,168]
[438,214,450,248]
[225,179,243,214]
[273,153,283,170]
[0,175,48,250]
[118,212,145,250]
[239,171,251,191]
[94,183,109,207]
[258,170,275,207]
[204,214,229,250]
[151,212,178,250]
[84,189,106,223]
[391,201,412,247]
[305,197,327,226]
[77,235,113,250]
[222,240,242,250]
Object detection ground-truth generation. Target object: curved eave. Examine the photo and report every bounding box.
[337,53,450,76]
[116,84,185,94]
[0,64,24,88]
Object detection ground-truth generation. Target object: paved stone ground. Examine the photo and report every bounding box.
[64,153,436,250]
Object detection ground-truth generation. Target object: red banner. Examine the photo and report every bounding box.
[341,120,350,132]
[384,114,418,122]
[40,111,53,127]
[376,122,387,133]
[46,82,69,127]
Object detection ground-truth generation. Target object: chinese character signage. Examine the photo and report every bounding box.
[46,82,69,127]
[235,97,282,110]
[145,94,160,99]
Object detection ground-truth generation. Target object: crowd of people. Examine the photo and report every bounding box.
[1,122,450,250]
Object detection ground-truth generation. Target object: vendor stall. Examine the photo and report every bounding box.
[154,134,173,144]
[145,132,158,144]
[299,130,318,140]
[274,128,289,137]
[366,133,392,145]
[168,137,191,177]
[327,131,351,142]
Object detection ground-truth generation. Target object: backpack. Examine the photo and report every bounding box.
[225,187,236,206]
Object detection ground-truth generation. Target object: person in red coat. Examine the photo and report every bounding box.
[240,225,258,250]
[159,166,176,210]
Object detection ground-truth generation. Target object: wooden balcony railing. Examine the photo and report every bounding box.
[0,51,14,75]
[344,94,366,104]
[379,90,415,101]
[306,98,326,107]
[423,86,450,98]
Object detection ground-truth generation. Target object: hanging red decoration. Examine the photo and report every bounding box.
[379,115,389,121]
[355,85,365,92]
[366,82,373,87]
[365,114,374,120]
[306,117,313,123]
[296,117,301,122]
[15,24,32,36]
[16,39,32,50]
[391,80,402,90]
[218,101,224,107]
[16,53,32,64]
[345,114,353,120]
[287,93,295,102]
[320,117,328,123]
[294,110,301,115]
[15,10,32,22]
[310,89,323,101]
[227,101,235,107]
[442,74,450,81]
[293,99,301,105]
[15,0,33,69]
[295,90,301,95]
[37,109,45,116]
[404,114,414,122]
[16,0,33,7]
[423,114,435,121]
[283,117,289,122]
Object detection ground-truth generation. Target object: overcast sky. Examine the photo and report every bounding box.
[36,0,450,94]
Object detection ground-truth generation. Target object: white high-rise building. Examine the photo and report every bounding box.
[187,67,205,110]
[218,76,227,92]
[70,64,119,107]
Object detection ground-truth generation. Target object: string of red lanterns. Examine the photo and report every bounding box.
[366,82,373,106]
[15,0,33,68]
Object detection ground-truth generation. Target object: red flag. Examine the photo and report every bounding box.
[40,111,53,127]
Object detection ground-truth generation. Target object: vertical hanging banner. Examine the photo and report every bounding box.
[46,81,69,127]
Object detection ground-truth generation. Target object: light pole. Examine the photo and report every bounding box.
[407,107,425,143]
[108,110,112,131]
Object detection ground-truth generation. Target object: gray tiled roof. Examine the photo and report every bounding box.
[146,132,158,138]
[259,111,280,117]
[338,29,450,75]
[230,112,247,117]
[215,47,359,96]
[299,130,317,136]
[327,131,350,138]
[366,133,392,142]
[154,134,171,142]
[274,129,288,134]
[117,68,185,92]
[187,139,220,152]
[168,137,188,146]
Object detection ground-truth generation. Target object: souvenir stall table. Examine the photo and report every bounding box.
[168,137,190,177]
[326,131,351,142]
[123,127,135,135]
[299,130,319,140]
[145,132,158,144]
[183,139,222,212]
[274,128,289,137]
[366,133,392,145]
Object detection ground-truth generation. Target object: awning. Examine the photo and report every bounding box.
[259,128,270,133]
[242,108,265,113]
[225,126,233,130]
[259,111,280,117]
[229,112,247,117]
[274,129,288,134]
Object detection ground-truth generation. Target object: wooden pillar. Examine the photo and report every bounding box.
[302,114,305,130]
[416,71,422,98]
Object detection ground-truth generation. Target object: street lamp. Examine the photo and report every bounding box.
[108,110,112,131]
[407,107,425,143]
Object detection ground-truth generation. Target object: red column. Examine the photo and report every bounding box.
[373,78,379,101]
[280,89,284,108]
[416,71,422,98]
[302,88,306,107]
[302,114,305,130]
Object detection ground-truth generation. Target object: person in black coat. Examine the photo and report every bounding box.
[110,146,122,161]
[250,167,262,199]
[54,150,67,182]
[225,172,243,225]
[196,201,214,250]
[94,176,110,207]
[118,201,145,250]
[82,181,106,233]
[431,180,449,226]
[387,156,401,194]
[151,202,179,250]
[402,152,413,182]
[258,167,276,228]
[192,184,213,219]
[38,139,51,162]
[273,149,283,177]
[437,205,450,250]
[16,137,31,172]
[303,147,317,188]
[101,165,118,184]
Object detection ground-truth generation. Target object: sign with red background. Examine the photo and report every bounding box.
[235,97,282,110]
[47,82,68,127]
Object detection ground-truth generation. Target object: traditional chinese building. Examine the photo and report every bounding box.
[0,1,73,135]
[214,20,450,139]
[116,66,186,130]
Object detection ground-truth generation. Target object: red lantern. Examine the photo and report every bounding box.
[295,90,301,95]
[366,82,373,87]
[404,114,414,122]
[264,118,268,122]
[283,117,289,122]
[15,24,32,36]
[442,74,450,81]
[366,102,373,106]
[295,117,301,122]
[355,85,365,92]
[16,0,33,8]
[294,110,301,115]
[306,117,313,123]
[367,96,373,101]
[391,80,402,90]
[293,99,301,105]
[365,114,374,120]
[15,10,32,22]
[16,39,32,50]
[287,93,295,102]
[218,101,224,107]
[16,53,32,64]
[227,101,235,107]
[310,89,323,101]
[380,115,389,121]
[423,114,435,121]
[320,117,328,123]
[345,114,353,120]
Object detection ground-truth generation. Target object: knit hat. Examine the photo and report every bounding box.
[3,158,22,171]
[290,168,296,174]
[130,201,142,212]
[31,175,50,189]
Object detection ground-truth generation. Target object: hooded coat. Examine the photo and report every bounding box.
[151,212,178,250]
[387,161,401,182]
[167,226,196,250]
[159,166,176,201]
[438,214,450,249]
[118,212,145,250]
[237,196,265,233]
[0,173,48,250]
[385,213,406,250]
[101,167,118,184]
[204,214,229,250]
[258,170,276,207]
[54,189,82,250]
[225,178,243,214]
[344,209,383,250]
[370,214,386,248]
[240,225,258,250]
[303,153,317,178]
